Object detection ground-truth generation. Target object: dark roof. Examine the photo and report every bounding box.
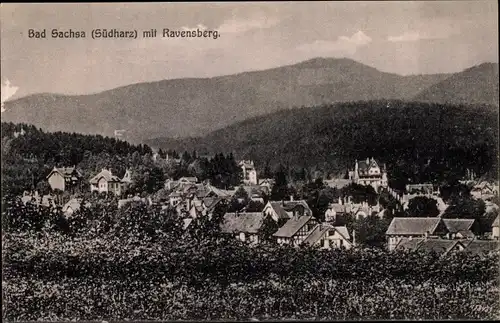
[89,169,122,184]
[357,158,384,176]
[395,238,425,251]
[273,215,313,238]
[302,224,325,246]
[417,239,458,254]
[268,202,291,220]
[442,219,475,233]
[47,167,81,179]
[462,240,499,255]
[456,230,475,238]
[386,217,442,235]
[281,200,313,215]
[220,212,265,234]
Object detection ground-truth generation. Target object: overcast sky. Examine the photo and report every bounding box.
[1,1,498,98]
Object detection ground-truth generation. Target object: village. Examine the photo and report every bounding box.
[20,154,500,256]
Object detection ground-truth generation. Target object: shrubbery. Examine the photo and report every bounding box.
[2,195,499,320]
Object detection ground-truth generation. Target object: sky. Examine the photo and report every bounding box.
[1,1,498,100]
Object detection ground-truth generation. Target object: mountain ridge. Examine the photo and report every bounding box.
[2,58,497,142]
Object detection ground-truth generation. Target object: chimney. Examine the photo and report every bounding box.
[366,157,369,165]
[290,195,294,202]
[424,231,429,241]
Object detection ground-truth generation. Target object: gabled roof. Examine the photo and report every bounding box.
[267,201,291,220]
[206,185,232,198]
[442,219,475,233]
[89,169,122,184]
[183,218,193,231]
[493,214,500,227]
[179,177,198,183]
[417,239,459,255]
[328,203,347,213]
[281,200,313,215]
[386,217,443,236]
[273,215,313,238]
[169,191,182,198]
[63,198,90,213]
[334,226,351,241]
[302,224,326,246]
[461,240,499,255]
[357,158,384,176]
[258,178,275,185]
[220,212,265,234]
[456,230,475,239]
[395,238,425,251]
[46,167,82,179]
[302,224,351,247]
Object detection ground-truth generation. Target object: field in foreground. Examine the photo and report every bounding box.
[3,229,499,321]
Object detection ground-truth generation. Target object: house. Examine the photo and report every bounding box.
[471,181,497,200]
[442,219,477,239]
[273,215,318,246]
[22,192,57,209]
[395,237,466,255]
[121,169,133,187]
[62,198,91,216]
[348,157,388,192]
[460,240,499,256]
[324,199,347,223]
[164,179,179,191]
[169,191,183,207]
[385,217,449,251]
[259,178,275,191]
[118,195,149,209]
[46,166,82,192]
[263,201,291,223]
[183,218,194,231]
[401,194,448,215]
[302,224,352,250]
[240,185,267,202]
[179,177,199,184]
[492,214,500,240]
[279,198,313,217]
[89,169,124,195]
[220,212,266,244]
[13,127,26,138]
[205,184,233,199]
[239,160,258,185]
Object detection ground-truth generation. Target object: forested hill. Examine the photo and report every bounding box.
[1,122,153,195]
[146,100,499,187]
[1,122,152,165]
[413,63,499,106]
[1,58,454,141]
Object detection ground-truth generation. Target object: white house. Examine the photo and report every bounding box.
[493,214,500,240]
[239,160,258,185]
[302,224,353,250]
[89,169,124,195]
[348,157,388,192]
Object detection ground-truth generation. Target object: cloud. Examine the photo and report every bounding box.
[296,31,372,56]
[387,31,445,42]
[217,16,280,34]
[1,79,19,113]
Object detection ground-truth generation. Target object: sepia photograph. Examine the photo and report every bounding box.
[1,1,499,321]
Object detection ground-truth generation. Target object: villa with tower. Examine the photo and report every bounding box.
[348,157,388,192]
